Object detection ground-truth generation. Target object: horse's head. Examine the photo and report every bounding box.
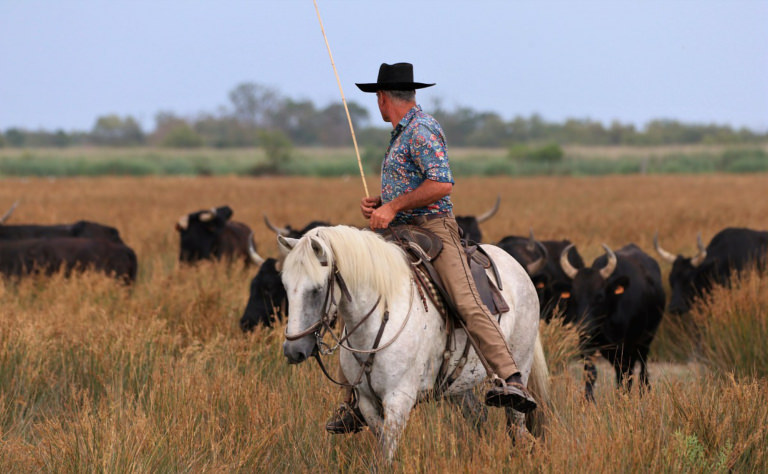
[278,231,335,364]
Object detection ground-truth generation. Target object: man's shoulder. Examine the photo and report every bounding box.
[410,109,444,135]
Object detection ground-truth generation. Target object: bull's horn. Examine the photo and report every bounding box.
[264,214,289,236]
[599,244,618,280]
[248,232,265,265]
[199,208,215,222]
[691,232,707,267]
[653,231,677,263]
[525,228,536,252]
[0,200,19,224]
[176,215,189,231]
[526,238,549,275]
[559,244,579,279]
[476,195,501,223]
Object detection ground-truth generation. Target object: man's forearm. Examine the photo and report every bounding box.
[387,179,453,213]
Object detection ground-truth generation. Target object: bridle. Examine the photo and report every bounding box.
[283,261,354,344]
[283,260,414,393]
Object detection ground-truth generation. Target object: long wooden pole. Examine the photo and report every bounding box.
[312,0,369,197]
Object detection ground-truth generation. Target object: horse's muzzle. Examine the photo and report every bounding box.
[283,338,318,364]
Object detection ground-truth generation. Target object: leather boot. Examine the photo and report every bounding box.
[325,403,366,434]
[485,373,537,413]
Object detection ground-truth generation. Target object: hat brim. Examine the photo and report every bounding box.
[355,82,435,93]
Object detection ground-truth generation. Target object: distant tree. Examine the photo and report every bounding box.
[150,112,203,148]
[51,129,70,147]
[508,142,564,163]
[196,113,257,148]
[90,115,144,146]
[4,128,25,147]
[161,123,204,148]
[607,120,637,145]
[315,102,370,146]
[466,112,509,147]
[228,83,282,128]
[272,98,319,145]
[0,133,5,148]
[256,129,292,173]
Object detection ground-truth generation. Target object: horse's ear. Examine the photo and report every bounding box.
[310,236,328,266]
[277,235,298,256]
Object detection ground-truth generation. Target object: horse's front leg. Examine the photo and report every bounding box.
[446,390,488,433]
[360,389,418,463]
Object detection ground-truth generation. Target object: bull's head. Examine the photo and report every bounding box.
[240,258,285,332]
[559,244,628,331]
[176,206,233,262]
[654,231,708,314]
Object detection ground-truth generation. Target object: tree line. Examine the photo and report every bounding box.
[2,82,766,149]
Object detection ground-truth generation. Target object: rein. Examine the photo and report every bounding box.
[284,260,415,396]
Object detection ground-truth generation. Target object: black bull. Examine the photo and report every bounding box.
[176,206,263,265]
[0,220,124,243]
[497,232,585,322]
[559,243,665,400]
[0,237,137,283]
[655,227,768,314]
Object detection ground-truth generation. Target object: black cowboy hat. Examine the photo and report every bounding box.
[355,62,435,93]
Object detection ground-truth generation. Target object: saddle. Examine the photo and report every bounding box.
[382,225,511,396]
[383,225,510,320]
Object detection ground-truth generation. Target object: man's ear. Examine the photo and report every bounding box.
[277,235,299,256]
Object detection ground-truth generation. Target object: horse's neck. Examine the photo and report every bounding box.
[337,275,405,345]
[339,284,386,326]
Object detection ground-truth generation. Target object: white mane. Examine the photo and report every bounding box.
[282,225,410,305]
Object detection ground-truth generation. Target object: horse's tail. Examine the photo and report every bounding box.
[526,331,551,437]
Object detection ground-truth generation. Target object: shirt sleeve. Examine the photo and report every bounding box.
[410,123,454,184]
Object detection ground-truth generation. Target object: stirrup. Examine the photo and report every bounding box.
[485,377,537,413]
[325,402,366,435]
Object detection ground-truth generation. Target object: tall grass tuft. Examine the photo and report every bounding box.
[691,268,768,379]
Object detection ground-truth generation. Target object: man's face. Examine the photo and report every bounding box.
[376,91,388,122]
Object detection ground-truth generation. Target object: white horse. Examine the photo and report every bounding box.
[279,225,549,461]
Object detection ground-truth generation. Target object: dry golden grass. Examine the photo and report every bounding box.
[1,174,767,471]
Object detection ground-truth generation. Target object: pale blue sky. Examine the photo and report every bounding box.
[1,0,767,132]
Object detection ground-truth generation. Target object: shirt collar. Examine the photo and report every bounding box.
[390,105,421,139]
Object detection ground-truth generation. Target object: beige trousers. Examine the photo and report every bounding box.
[418,216,519,380]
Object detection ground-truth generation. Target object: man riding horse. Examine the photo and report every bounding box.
[326,62,537,434]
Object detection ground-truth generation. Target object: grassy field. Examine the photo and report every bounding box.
[0,174,767,471]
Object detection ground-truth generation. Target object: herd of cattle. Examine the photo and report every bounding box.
[2,199,767,396]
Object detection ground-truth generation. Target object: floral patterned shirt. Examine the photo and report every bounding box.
[381,105,454,224]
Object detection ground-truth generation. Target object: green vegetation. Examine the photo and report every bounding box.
[0,145,766,177]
